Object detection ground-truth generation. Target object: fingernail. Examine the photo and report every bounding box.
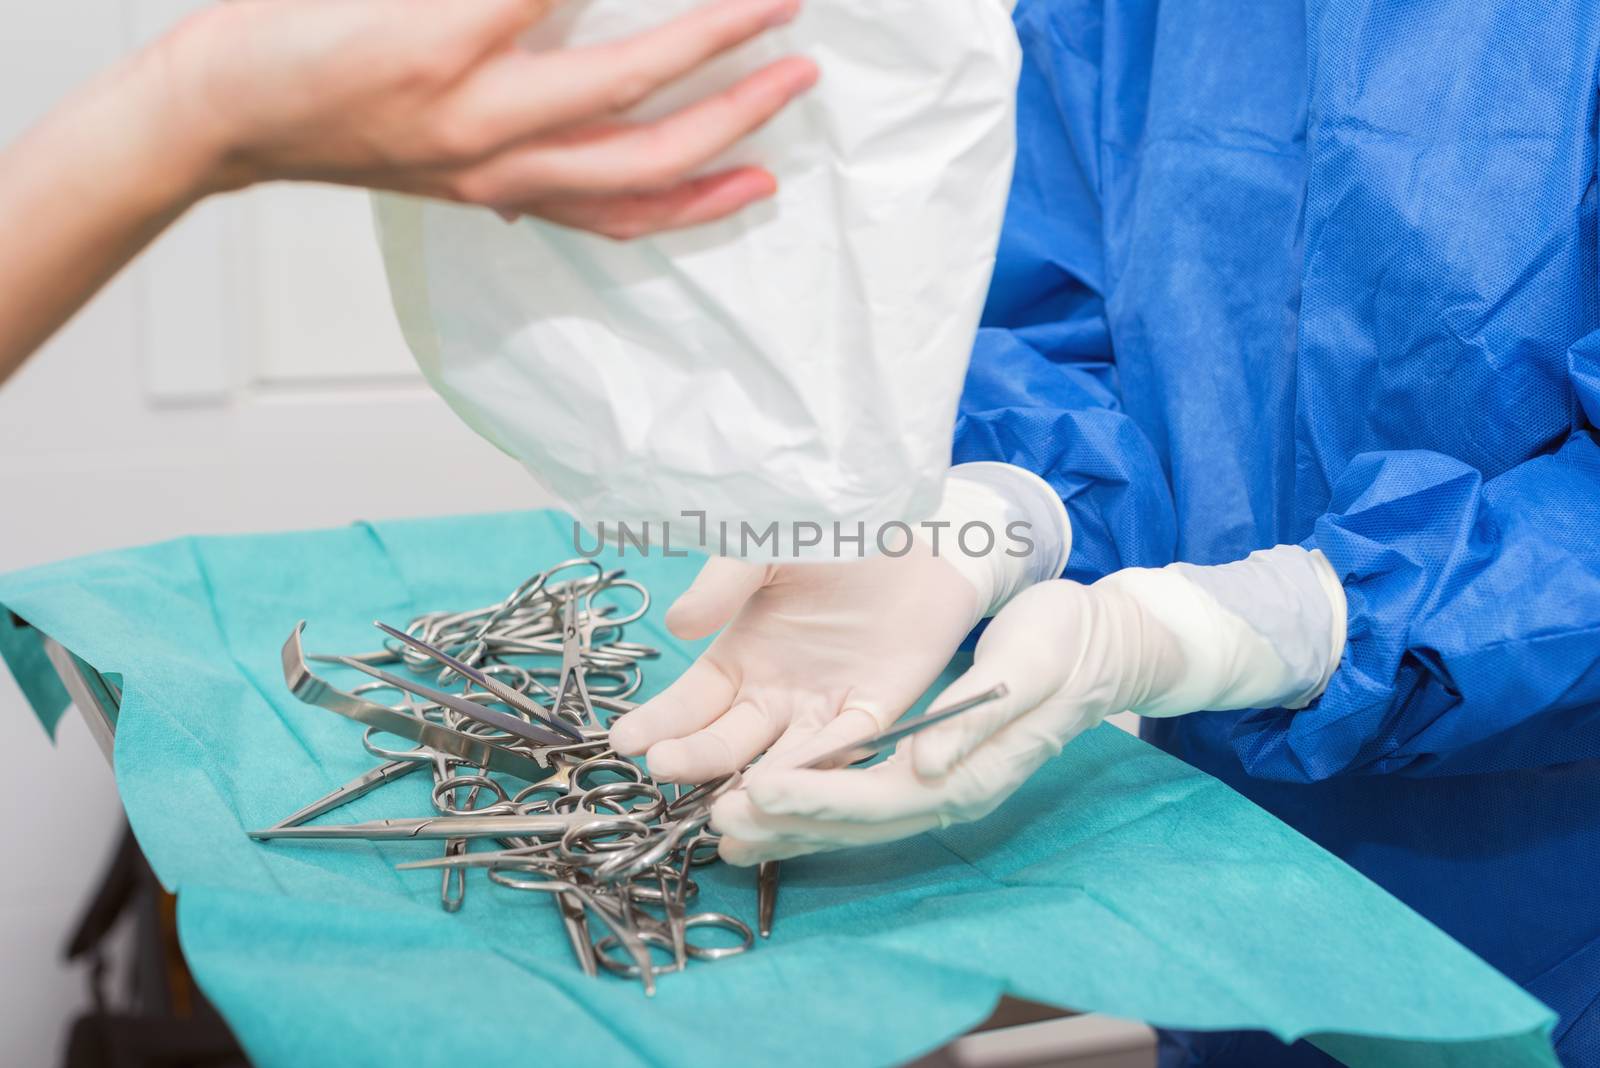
[719,843,763,868]
[749,169,779,198]
[791,57,820,90]
[645,739,687,779]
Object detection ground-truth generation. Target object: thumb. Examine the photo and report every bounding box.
[910,582,1089,777]
[664,557,769,640]
[909,660,1033,779]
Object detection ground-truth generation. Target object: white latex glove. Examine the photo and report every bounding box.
[712,544,1347,865]
[609,463,1070,783]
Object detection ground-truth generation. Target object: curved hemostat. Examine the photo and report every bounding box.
[280,621,557,784]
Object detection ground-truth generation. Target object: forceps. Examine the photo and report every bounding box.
[282,623,555,784]
[758,860,780,939]
[800,684,1012,769]
[266,758,428,830]
[262,683,500,834]
[248,811,620,841]
[372,620,582,742]
[628,684,1013,835]
[391,754,660,869]
[600,685,1013,915]
[489,872,661,995]
[551,597,599,730]
[332,654,575,749]
[753,683,1010,935]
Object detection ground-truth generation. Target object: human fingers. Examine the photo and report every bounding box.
[743,752,945,823]
[441,0,804,151]
[758,706,882,770]
[711,787,940,865]
[907,660,1033,779]
[447,55,816,203]
[716,835,826,866]
[750,729,1059,828]
[408,0,562,63]
[642,695,786,782]
[911,583,1091,777]
[664,557,769,640]
[608,656,737,756]
[752,662,959,772]
[516,166,777,239]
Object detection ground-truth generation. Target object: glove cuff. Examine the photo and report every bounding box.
[1300,548,1349,707]
[923,462,1072,617]
[1105,545,1348,717]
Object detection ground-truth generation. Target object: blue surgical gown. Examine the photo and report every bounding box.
[955,1,1600,1064]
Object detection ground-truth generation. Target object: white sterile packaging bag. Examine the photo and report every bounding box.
[375,0,1021,556]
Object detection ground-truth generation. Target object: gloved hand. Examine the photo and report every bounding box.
[609,463,1071,783]
[711,544,1347,865]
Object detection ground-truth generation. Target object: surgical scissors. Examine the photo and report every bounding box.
[260,563,1002,993]
[266,758,428,830]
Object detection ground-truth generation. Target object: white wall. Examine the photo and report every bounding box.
[0,4,539,1063]
[0,11,1143,1066]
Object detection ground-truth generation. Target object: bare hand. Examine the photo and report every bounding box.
[162,0,817,238]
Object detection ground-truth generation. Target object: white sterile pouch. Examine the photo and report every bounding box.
[375,0,1021,557]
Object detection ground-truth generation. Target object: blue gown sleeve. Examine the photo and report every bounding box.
[1231,339,1600,780]
[954,0,1177,584]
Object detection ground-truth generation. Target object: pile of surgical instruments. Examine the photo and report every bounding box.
[249,558,1006,994]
